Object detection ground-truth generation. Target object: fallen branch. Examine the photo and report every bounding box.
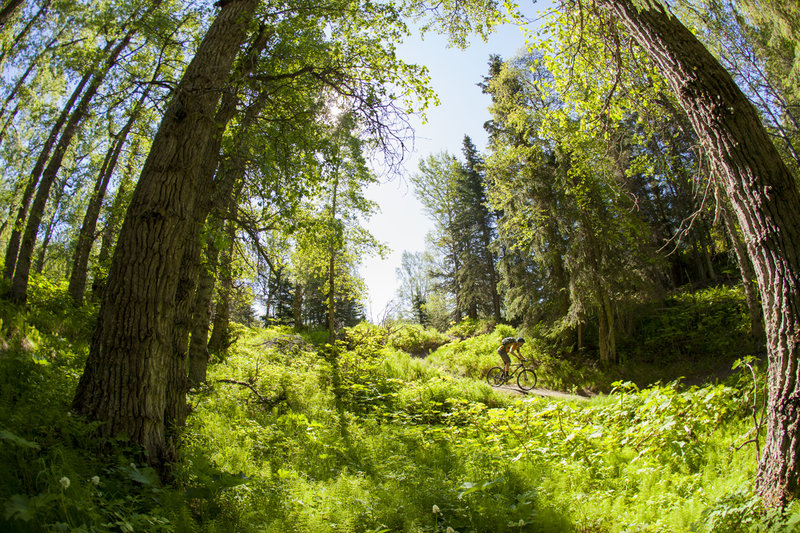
[217,379,285,407]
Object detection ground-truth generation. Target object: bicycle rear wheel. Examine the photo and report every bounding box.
[517,369,537,391]
[486,367,506,387]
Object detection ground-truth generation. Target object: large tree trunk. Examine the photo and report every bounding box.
[167,87,242,410]
[597,0,800,506]
[8,31,134,303]
[184,26,270,387]
[72,0,259,468]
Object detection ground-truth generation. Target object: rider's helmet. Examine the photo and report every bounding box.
[516,337,525,344]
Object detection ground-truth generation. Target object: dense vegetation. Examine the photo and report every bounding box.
[2,276,799,532]
[2,0,800,525]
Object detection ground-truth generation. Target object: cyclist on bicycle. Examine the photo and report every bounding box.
[497,337,525,376]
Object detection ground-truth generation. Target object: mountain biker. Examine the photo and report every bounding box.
[497,337,525,376]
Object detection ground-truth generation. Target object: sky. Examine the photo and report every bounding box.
[360,7,549,322]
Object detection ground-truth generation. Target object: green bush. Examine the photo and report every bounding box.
[428,324,530,381]
[386,323,450,356]
[446,317,497,339]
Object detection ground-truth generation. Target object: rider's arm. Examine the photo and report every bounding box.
[511,344,524,361]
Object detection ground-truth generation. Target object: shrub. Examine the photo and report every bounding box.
[428,325,526,380]
[446,317,497,339]
[386,323,450,357]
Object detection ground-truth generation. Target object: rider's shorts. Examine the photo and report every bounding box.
[498,347,510,365]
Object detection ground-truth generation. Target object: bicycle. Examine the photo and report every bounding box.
[486,359,537,391]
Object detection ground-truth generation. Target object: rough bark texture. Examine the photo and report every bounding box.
[722,201,765,344]
[207,220,235,355]
[166,84,241,418]
[72,0,258,467]
[597,0,800,505]
[179,24,271,389]
[188,241,219,387]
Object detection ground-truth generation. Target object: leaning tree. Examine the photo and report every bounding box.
[561,0,800,505]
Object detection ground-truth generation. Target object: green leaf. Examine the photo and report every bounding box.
[0,429,40,450]
[127,465,159,486]
[3,493,56,522]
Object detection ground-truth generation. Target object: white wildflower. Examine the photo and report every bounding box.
[90,476,100,485]
[432,504,440,514]
[59,476,70,490]
[446,528,455,533]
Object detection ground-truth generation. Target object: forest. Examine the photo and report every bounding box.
[1,0,800,531]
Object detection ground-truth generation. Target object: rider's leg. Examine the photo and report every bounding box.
[500,350,511,375]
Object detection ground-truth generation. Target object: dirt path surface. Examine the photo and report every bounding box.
[494,384,591,401]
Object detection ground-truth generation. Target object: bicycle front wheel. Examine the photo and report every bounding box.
[517,369,537,391]
[486,367,506,387]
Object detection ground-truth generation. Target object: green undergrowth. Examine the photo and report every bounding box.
[174,325,795,532]
[0,278,795,531]
[0,277,175,532]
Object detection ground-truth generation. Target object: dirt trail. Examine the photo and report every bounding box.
[494,384,591,401]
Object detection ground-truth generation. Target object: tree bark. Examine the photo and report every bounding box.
[721,199,765,346]
[72,0,259,468]
[93,141,139,298]
[33,173,67,274]
[597,0,800,506]
[0,26,62,146]
[293,284,303,328]
[327,172,340,342]
[185,26,271,387]
[208,223,235,355]
[188,240,219,387]
[0,0,52,67]
[169,90,240,404]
